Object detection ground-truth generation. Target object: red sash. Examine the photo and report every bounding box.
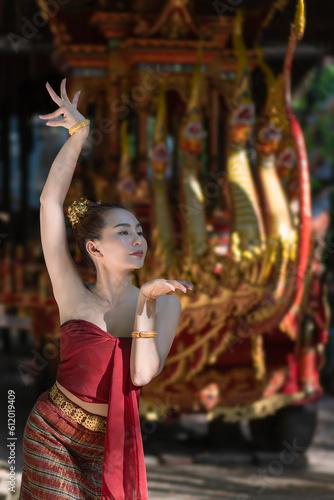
[57,319,148,500]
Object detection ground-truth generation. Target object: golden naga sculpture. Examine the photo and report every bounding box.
[225,10,266,261]
[254,46,296,300]
[139,0,312,411]
[242,0,310,338]
[139,11,275,395]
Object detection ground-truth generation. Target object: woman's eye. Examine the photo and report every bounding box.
[119,231,143,235]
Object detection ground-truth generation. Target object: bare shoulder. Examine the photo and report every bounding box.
[58,284,100,325]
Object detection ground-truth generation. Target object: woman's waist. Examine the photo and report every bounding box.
[55,381,108,417]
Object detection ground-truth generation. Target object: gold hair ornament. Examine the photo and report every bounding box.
[69,119,91,136]
[67,197,92,228]
[131,330,157,338]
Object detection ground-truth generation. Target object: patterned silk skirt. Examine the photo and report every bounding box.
[19,385,107,499]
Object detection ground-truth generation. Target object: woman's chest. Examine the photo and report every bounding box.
[60,289,140,338]
[102,306,137,337]
[83,291,139,337]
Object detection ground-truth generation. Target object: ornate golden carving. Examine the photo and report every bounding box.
[251,334,266,382]
[42,0,317,422]
[207,391,306,423]
[133,0,200,39]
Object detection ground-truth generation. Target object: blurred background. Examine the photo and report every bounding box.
[1,1,334,498]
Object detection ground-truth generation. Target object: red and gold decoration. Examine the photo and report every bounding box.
[2,0,329,424]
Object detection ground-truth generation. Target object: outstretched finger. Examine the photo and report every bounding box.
[45,118,67,127]
[60,78,70,103]
[71,90,81,109]
[178,280,194,290]
[39,107,64,120]
[46,82,63,106]
[167,280,187,293]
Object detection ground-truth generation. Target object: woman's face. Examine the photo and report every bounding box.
[88,208,147,271]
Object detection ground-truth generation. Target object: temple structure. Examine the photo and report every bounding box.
[35,0,289,210]
[0,0,331,449]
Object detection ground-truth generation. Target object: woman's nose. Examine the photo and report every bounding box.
[133,235,142,245]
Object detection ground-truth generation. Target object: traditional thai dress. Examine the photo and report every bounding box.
[19,319,148,500]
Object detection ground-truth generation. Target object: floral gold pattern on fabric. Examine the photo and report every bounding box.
[49,384,106,433]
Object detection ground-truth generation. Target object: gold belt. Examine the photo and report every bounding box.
[49,383,106,433]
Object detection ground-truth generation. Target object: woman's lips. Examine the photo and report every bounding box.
[130,252,143,257]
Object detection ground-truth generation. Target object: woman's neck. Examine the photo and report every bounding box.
[87,273,137,307]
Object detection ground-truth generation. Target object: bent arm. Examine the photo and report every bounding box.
[130,292,181,386]
[40,126,89,204]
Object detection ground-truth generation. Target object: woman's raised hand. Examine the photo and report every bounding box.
[140,279,194,301]
[39,78,87,130]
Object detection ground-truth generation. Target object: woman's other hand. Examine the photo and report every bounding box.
[39,78,87,130]
[140,279,194,300]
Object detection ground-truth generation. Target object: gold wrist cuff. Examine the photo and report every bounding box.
[69,119,90,136]
[131,330,157,338]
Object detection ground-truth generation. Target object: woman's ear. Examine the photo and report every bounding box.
[86,240,103,260]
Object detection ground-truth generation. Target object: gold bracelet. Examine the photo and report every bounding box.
[131,330,157,338]
[69,119,91,136]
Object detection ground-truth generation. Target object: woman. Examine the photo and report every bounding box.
[19,79,193,500]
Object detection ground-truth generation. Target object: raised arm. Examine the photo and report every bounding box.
[39,79,90,204]
[39,79,91,312]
